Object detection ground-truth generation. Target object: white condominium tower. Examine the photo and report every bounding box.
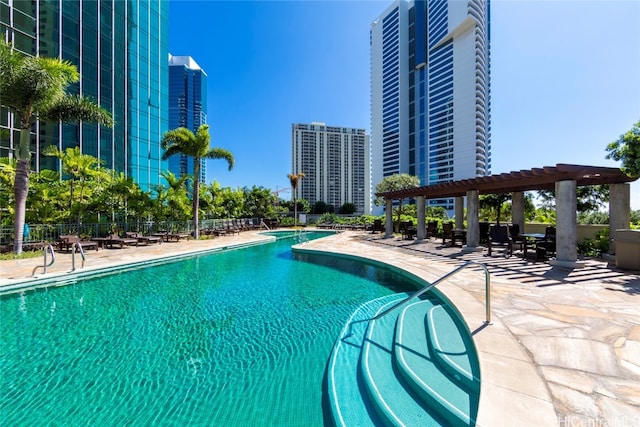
[371,0,491,213]
[292,122,371,215]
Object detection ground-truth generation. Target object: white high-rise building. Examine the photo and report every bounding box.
[292,122,371,215]
[371,0,491,213]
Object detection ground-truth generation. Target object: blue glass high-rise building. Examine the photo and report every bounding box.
[371,0,491,213]
[0,0,169,191]
[168,54,208,183]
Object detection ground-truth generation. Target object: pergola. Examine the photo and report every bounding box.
[376,164,637,268]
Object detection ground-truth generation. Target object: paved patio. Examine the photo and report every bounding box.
[1,230,638,426]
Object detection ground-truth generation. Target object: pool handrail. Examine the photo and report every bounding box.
[71,241,86,271]
[31,243,56,276]
[343,261,491,338]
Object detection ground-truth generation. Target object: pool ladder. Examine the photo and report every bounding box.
[295,229,308,244]
[32,244,56,276]
[71,242,86,271]
[344,261,491,338]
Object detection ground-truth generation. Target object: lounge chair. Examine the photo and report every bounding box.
[57,235,99,252]
[93,234,138,249]
[223,220,240,235]
[167,232,191,242]
[486,225,513,257]
[125,232,162,245]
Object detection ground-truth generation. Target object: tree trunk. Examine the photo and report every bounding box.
[293,197,297,227]
[13,159,30,254]
[395,200,403,233]
[193,162,200,239]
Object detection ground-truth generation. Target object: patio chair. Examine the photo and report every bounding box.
[479,222,490,244]
[508,224,524,251]
[371,219,384,234]
[401,221,417,240]
[442,222,466,247]
[533,226,556,261]
[486,225,513,257]
[426,221,438,239]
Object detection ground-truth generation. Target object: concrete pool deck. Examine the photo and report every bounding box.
[1,229,638,426]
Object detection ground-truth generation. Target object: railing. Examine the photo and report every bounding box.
[71,242,86,271]
[295,229,309,244]
[31,244,56,276]
[0,218,267,246]
[344,261,491,338]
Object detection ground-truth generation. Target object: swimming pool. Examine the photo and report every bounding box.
[0,231,423,426]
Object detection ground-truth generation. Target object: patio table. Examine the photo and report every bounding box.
[521,233,546,259]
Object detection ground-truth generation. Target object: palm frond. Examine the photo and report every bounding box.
[43,95,114,127]
[205,148,235,170]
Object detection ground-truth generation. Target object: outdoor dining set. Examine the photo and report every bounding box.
[397,220,557,261]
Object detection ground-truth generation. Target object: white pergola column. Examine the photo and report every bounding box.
[609,183,631,254]
[466,190,479,248]
[385,199,394,238]
[511,191,525,234]
[455,196,464,230]
[417,196,426,240]
[550,180,584,268]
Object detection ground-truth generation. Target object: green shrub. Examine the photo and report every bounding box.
[578,228,610,257]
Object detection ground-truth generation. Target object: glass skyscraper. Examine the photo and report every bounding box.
[168,54,207,183]
[371,0,491,213]
[0,0,169,191]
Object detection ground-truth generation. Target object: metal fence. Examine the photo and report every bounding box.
[0,218,266,246]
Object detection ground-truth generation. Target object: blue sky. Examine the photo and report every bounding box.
[169,0,640,209]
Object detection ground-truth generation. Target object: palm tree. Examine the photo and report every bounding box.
[0,40,113,253]
[287,172,305,227]
[157,171,191,221]
[43,146,106,224]
[161,125,234,238]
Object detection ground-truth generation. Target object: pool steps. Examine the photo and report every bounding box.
[328,294,480,427]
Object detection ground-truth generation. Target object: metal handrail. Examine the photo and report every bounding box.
[344,261,491,338]
[295,228,308,244]
[32,244,56,276]
[71,242,86,271]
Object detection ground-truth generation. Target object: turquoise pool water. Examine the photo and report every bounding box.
[0,232,418,426]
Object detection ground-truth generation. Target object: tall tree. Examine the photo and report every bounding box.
[374,174,420,231]
[0,40,113,253]
[479,193,511,224]
[242,186,277,219]
[537,185,609,214]
[161,125,234,238]
[606,120,640,178]
[287,172,305,227]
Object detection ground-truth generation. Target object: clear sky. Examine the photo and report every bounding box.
[168,0,640,209]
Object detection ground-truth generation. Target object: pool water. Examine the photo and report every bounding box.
[1,232,418,426]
